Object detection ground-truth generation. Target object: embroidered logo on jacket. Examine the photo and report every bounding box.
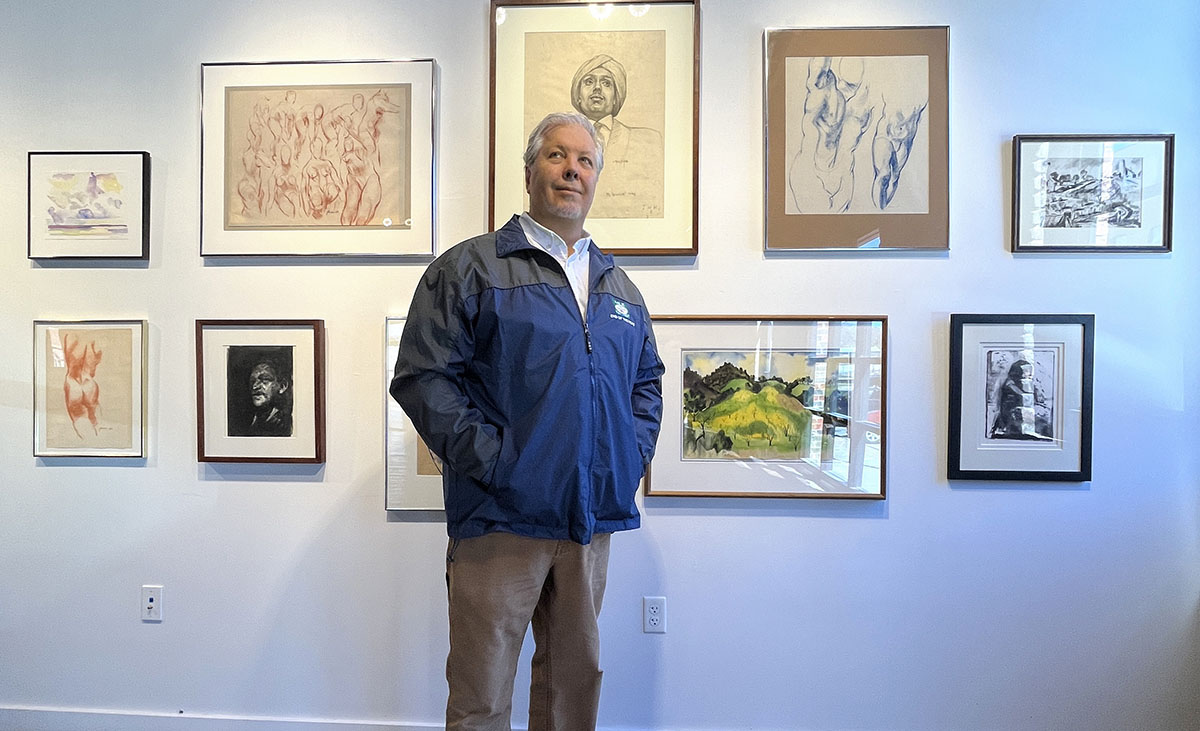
[610,297,636,327]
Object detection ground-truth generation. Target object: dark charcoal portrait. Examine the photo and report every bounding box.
[227,345,294,437]
[984,349,1055,441]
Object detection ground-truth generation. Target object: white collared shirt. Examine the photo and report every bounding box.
[519,212,592,319]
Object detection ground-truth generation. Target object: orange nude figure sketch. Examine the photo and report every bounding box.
[62,333,103,439]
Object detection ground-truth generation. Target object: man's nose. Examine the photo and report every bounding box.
[563,163,579,180]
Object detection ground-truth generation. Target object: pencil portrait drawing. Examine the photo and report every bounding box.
[524,31,666,219]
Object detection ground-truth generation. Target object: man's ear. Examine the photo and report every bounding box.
[524,165,531,193]
[280,381,290,394]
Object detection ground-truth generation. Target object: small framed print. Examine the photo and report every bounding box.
[196,320,326,463]
[764,26,949,250]
[490,0,699,255]
[385,317,445,511]
[1012,134,1174,252]
[948,314,1094,481]
[28,151,150,260]
[34,320,147,458]
[201,59,436,257]
[647,315,887,498]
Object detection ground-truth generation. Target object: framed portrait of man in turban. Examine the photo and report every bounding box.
[490,0,698,255]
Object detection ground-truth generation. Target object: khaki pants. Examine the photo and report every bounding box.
[445,531,611,731]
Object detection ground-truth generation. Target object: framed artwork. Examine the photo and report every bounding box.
[490,0,698,255]
[200,59,436,257]
[385,317,445,511]
[28,151,150,260]
[948,314,1094,481]
[763,26,949,251]
[196,320,326,463]
[646,316,887,498]
[33,320,147,458]
[1011,134,1174,252]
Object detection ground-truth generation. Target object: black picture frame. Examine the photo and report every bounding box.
[948,314,1094,481]
[27,151,151,260]
[1011,134,1174,253]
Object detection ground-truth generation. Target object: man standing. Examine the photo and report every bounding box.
[390,112,664,730]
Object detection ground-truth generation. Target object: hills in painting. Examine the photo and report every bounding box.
[682,351,849,461]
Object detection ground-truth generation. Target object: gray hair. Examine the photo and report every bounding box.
[522,112,604,172]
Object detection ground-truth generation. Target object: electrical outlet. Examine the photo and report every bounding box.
[141,585,163,622]
[642,595,665,633]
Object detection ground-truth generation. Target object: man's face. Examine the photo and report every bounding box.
[525,124,599,224]
[576,69,617,121]
[249,363,286,408]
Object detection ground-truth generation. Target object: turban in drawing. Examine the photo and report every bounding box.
[571,54,628,117]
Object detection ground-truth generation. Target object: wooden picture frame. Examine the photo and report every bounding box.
[764,26,949,251]
[33,320,147,458]
[196,320,326,463]
[490,0,699,255]
[28,151,151,260]
[1011,134,1173,252]
[385,317,445,510]
[948,314,1094,481]
[200,59,436,257]
[646,315,887,498]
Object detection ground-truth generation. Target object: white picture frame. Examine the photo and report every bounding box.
[33,320,147,458]
[196,320,326,463]
[647,315,887,498]
[490,0,698,254]
[201,59,436,257]
[385,317,446,511]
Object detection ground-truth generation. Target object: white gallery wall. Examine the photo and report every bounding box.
[1,0,1198,729]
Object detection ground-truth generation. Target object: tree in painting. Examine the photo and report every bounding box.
[682,351,825,460]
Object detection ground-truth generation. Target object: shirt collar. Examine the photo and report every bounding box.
[519,212,591,259]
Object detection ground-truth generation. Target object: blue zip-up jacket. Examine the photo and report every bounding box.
[390,215,665,545]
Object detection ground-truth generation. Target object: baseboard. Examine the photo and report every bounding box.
[0,707,443,731]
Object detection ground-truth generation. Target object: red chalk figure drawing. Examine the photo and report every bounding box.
[62,333,103,438]
[44,328,134,450]
[224,84,412,231]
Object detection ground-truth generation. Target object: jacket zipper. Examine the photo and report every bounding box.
[584,296,598,540]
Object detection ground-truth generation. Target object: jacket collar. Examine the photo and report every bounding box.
[496,214,615,283]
